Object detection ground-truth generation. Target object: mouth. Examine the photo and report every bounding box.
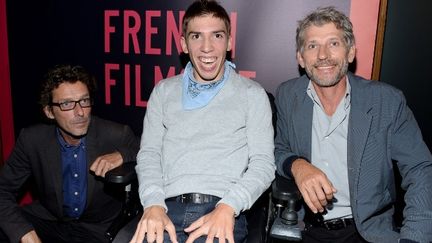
[315,65,334,71]
[200,56,216,63]
[71,118,89,126]
[314,61,337,73]
[198,57,217,71]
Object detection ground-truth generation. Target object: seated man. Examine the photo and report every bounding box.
[130,1,276,242]
[0,65,139,243]
[275,7,432,243]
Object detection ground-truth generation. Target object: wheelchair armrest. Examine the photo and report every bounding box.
[105,162,137,184]
[272,173,301,202]
[105,162,141,242]
[270,174,304,241]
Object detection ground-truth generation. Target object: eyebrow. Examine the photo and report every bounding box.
[56,94,90,102]
[187,30,227,37]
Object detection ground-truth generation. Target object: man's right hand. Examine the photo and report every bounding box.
[291,158,337,214]
[130,205,178,243]
[21,230,41,243]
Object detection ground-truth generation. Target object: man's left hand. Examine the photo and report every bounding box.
[184,203,235,243]
[90,151,123,177]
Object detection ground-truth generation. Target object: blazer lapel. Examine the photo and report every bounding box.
[347,74,373,197]
[45,128,64,217]
[84,117,98,208]
[293,79,313,159]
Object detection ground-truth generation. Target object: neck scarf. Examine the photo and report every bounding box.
[182,61,235,110]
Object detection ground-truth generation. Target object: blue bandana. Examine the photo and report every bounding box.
[182,61,236,110]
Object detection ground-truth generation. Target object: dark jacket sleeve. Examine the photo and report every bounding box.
[0,128,36,242]
[115,124,140,163]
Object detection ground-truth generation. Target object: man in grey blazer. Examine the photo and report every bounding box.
[275,7,432,243]
[0,65,139,243]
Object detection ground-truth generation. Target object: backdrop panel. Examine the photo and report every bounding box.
[6,0,380,136]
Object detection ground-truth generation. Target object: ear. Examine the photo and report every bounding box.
[297,51,306,68]
[227,35,232,52]
[180,36,189,54]
[43,106,55,120]
[348,45,356,63]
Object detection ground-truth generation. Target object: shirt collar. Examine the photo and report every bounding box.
[306,77,351,110]
[56,128,86,150]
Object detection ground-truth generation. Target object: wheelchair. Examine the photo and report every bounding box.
[105,165,304,243]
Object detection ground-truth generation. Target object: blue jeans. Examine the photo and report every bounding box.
[162,200,248,243]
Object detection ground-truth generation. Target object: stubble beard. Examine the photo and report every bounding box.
[306,59,349,88]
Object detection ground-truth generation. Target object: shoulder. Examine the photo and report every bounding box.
[277,75,308,93]
[349,73,405,103]
[89,116,133,135]
[275,75,309,104]
[17,123,55,139]
[12,123,57,151]
[152,74,182,93]
[229,71,267,96]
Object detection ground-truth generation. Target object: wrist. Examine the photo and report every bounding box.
[283,155,309,177]
[216,203,235,217]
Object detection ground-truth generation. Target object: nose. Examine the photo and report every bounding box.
[74,103,85,116]
[201,36,213,53]
[318,46,329,60]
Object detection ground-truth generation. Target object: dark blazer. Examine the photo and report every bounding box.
[274,73,432,242]
[0,116,139,242]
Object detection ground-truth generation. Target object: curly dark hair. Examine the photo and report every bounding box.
[39,65,97,108]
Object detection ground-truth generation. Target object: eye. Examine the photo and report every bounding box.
[190,33,200,40]
[215,33,224,39]
[80,98,91,106]
[60,101,73,109]
[60,101,71,107]
[330,41,340,47]
[307,43,317,49]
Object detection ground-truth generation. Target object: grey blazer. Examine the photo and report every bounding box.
[274,73,432,242]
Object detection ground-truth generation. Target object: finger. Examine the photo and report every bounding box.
[184,217,204,233]
[205,227,217,243]
[205,235,215,243]
[100,163,112,177]
[155,222,164,243]
[300,187,318,213]
[308,183,327,212]
[147,223,157,243]
[131,219,147,243]
[92,159,104,176]
[224,226,234,243]
[89,157,101,172]
[322,181,336,201]
[185,230,203,243]
[165,222,178,243]
[227,231,235,243]
[313,183,328,207]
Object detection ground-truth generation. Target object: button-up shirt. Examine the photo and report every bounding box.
[57,129,87,218]
[307,79,352,220]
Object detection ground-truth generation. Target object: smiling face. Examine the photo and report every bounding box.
[297,23,355,87]
[181,14,232,83]
[43,81,91,145]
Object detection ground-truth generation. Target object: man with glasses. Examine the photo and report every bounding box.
[0,65,139,243]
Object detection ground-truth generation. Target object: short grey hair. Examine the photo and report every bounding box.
[296,6,355,53]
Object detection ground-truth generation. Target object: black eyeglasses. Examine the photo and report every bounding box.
[50,97,93,111]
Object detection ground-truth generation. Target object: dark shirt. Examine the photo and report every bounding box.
[57,129,87,218]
